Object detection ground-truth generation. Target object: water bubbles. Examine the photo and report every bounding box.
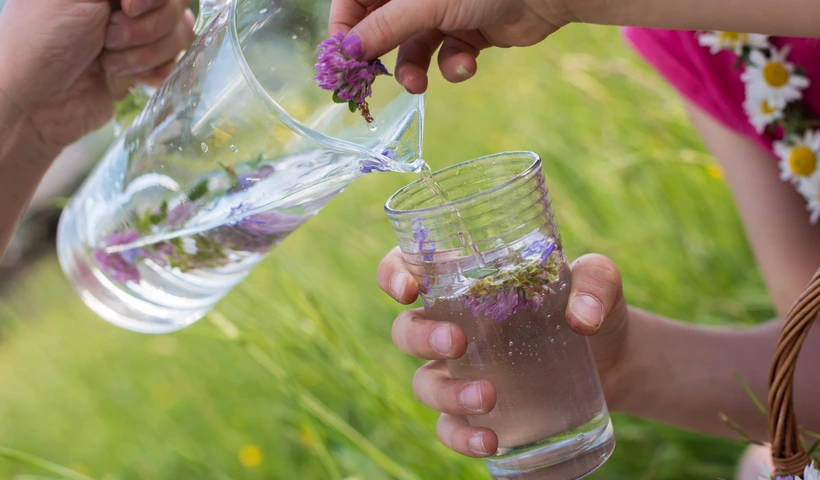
[562,342,567,346]
[550,338,555,343]
[178,146,183,152]
[556,325,561,330]
[368,122,378,132]
[560,282,568,290]
[200,142,209,153]
[291,35,298,40]
[508,352,512,356]
[207,59,213,67]
[259,7,268,13]
[113,123,123,137]
[192,61,196,67]
[576,433,585,440]
[508,341,513,347]
[230,145,238,154]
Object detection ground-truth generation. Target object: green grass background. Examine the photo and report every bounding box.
[0,23,774,479]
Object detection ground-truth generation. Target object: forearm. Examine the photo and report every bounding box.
[616,307,820,441]
[572,0,820,37]
[0,88,58,256]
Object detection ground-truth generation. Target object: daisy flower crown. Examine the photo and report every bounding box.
[698,32,820,224]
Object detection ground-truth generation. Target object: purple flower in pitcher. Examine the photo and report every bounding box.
[360,151,397,174]
[93,230,142,284]
[208,210,308,253]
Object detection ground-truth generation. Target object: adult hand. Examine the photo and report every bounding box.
[377,248,630,456]
[328,0,572,94]
[0,0,194,152]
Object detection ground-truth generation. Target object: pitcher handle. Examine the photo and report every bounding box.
[193,0,232,34]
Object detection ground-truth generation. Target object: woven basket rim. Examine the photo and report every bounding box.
[767,268,820,475]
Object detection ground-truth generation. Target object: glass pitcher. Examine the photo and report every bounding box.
[57,0,424,334]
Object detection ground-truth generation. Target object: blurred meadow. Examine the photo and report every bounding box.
[0,22,775,480]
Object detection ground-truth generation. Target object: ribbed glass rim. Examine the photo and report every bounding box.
[384,151,542,216]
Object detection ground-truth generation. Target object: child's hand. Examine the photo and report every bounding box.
[376,247,630,457]
[100,0,196,87]
[0,0,194,152]
[328,0,572,94]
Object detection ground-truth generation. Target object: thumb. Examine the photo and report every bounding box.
[565,254,626,336]
[348,0,447,60]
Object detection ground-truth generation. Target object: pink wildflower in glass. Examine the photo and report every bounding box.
[314,33,391,123]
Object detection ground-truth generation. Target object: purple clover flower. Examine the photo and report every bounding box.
[463,239,560,322]
[314,33,391,119]
[411,217,436,262]
[521,239,556,263]
[410,218,436,307]
[207,210,308,253]
[229,165,276,194]
[94,229,180,284]
[93,230,142,284]
[360,150,398,174]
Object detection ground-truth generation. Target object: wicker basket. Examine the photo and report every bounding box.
[768,268,820,475]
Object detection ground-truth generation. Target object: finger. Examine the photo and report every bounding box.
[349,0,451,60]
[104,0,184,50]
[133,58,177,87]
[437,34,482,83]
[413,361,496,414]
[101,10,194,75]
[329,0,384,36]
[376,246,419,304]
[565,254,624,336]
[395,30,443,94]
[120,0,169,18]
[392,309,467,359]
[436,414,498,458]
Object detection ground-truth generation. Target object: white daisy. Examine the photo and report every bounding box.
[698,31,770,55]
[743,92,784,133]
[742,46,810,109]
[181,237,198,255]
[775,130,820,183]
[797,176,820,224]
[804,461,820,480]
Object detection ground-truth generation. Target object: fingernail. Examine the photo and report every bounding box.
[458,381,484,411]
[570,294,603,330]
[341,33,363,59]
[455,63,473,78]
[469,432,488,455]
[390,272,409,299]
[430,325,452,357]
[105,25,128,49]
[103,55,128,73]
[130,0,150,16]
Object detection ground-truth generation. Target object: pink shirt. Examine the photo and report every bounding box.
[622,28,820,158]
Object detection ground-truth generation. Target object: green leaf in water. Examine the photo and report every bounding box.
[332,90,345,104]
[462,268,498,279]
[149,214,164,225]
[187,180,209,202]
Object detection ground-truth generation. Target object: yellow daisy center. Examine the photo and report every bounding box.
[761,100,776,115]
[763,62,790,88]
[788,146,817,176]
[719,32,746,44]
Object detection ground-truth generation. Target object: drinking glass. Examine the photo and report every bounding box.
[385,152,615,479]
